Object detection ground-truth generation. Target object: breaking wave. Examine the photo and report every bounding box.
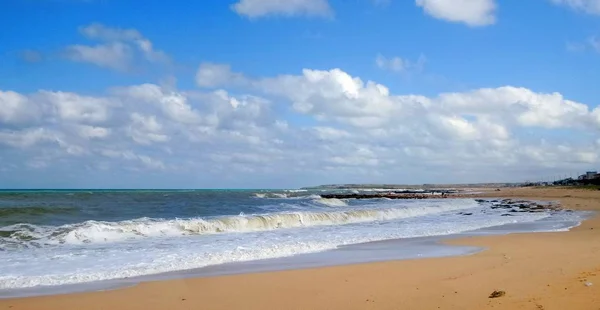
[253,193,289,198]
[0,199,479,246]
[314,198,348,207]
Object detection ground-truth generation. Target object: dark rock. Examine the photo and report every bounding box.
[501,214,514,216]
[320,193,431,200]
[488,290,506,298]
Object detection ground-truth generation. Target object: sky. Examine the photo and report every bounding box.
[1,0,600,189]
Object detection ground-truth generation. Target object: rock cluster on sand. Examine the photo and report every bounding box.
[454,199,563,216]
[481,199,562,214]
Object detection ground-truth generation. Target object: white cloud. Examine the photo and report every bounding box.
[100,149,165,170]
[64,23,168,71]
[65,43,132,71]
[0,128,59,148]
[196,63,249,88]
[40,91,112,124]
[416,0,496,26]
[127,113,170,145]
[550,0,600,14]
[77,125,111,139]
[375,54,426,73]
[3,64,600,187]
[231,0,332,18]
[116,84,203,124]
[80,23,142,42]
[312,127,351,140]
[436,86,592,129]
[0,91,40,125]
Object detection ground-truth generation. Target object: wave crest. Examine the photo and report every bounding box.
[0,199,479,246]
[314,198,348,207]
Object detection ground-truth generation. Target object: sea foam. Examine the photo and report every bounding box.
[1,199,479,246]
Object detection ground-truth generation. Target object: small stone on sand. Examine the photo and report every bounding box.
[489,290,506,298]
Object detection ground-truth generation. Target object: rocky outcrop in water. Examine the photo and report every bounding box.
[320,190,455,200]
[320,193,433,200]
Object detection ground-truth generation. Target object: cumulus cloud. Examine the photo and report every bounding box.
[416,0,497,26]
[2,65,600,187]
[64,23,169,71]
[231,0,333,18]
[550,0,600,14]
[39,91,113,124]
[0,91,41,125]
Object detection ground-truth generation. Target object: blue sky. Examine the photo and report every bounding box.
[1,0,600,188]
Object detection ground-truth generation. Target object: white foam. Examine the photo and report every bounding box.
[0,198,586,291]
[252,193,289,199]
[1,199,480,246]
[0,209,563,289]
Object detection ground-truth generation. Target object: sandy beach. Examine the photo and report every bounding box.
[1,187,599,310]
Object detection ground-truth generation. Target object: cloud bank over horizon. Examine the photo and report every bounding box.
[2,60,599,188]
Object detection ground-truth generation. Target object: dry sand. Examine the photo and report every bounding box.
[1,187,599,310]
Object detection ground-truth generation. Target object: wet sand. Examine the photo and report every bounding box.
[1,187,599,310]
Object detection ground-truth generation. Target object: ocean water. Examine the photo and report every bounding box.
[0,189,589,293]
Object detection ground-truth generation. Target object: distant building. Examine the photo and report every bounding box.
[585,171,598,180]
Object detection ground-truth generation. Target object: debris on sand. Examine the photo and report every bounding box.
[584,282,593,287]
[489,290,506,298]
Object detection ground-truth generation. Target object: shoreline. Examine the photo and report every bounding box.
[0,195,580,298]
[1,187,599,309]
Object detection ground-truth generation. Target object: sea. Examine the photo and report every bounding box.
[0,188,591,297]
